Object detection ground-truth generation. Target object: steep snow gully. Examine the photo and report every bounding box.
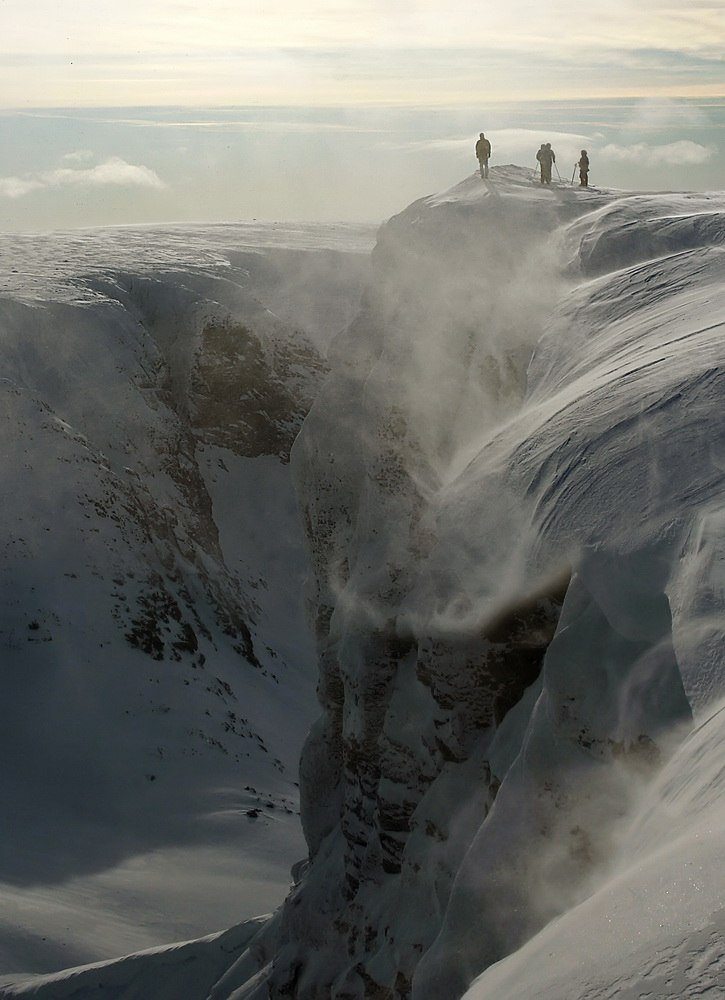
[1,165,724,999]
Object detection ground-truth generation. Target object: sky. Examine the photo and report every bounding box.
[0,1,722,228]
[0,1,722,106]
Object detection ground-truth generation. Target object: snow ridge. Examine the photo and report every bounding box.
[266,169,725,999]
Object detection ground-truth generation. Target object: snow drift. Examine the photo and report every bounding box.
[1,168,724,999]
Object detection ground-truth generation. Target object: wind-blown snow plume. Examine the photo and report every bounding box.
[265,167,723,1000]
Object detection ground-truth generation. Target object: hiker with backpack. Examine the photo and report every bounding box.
[536,142,556,184]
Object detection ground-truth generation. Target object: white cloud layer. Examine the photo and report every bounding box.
[410,129,594,154]
[600,140,713,165]
[61,149,95,163]
[0,157,165,199]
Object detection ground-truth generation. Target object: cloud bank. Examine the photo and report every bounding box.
[0,156,165,199]
[600,140,713,165]
[407,129,594,154]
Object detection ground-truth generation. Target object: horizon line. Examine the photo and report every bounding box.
[2,92,724,114]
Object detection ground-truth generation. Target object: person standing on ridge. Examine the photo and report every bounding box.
[578,149,590,187]
[536,143,545,183]
[536,142,555,184]
[475,132,492,179]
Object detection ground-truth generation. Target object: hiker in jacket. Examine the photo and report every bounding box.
[536,142,555,184]
[475,133,492,179]
[578,149,590,187]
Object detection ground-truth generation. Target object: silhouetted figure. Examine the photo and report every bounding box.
[578,149,590,187]
[536,142,556,184]
[548,143,559,181]
[475,132,492,179]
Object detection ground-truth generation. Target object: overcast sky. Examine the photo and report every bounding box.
[0,4,721,228]
[0,0,722,106]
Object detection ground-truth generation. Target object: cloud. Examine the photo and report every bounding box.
[0,157,166,199]
[405,129,594,155]
[600,140,713,165]
[1,43,722,106]
[82,118,386,134]
[0,177,45,198]
[621,96,711,131]
[6,0,722,56]
[61,149,95,163]
[49,158,166,188]
[13,110,392,134]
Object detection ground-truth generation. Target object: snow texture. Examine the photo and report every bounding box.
[0,223,372,974]
[1,165,724,999]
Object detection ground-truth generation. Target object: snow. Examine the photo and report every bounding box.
[0,223,371,975]
[282,168,725,999]
[0,917,269,1000]
[0,221,375,306]
[407,171,725,1000]
[464,697,725,1000]
[0,167,723,998]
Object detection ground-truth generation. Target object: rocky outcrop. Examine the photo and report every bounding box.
[83,270,329,674]
[191,317,324,462]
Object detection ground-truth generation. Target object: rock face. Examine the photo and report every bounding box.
[256,167,586,999]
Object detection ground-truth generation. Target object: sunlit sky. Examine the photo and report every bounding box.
[0,2,722,228]
[1,0,722,106]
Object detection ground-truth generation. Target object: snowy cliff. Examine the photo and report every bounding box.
[222,166,719,1000]
[2,169,724,999]
[0,224,372,972]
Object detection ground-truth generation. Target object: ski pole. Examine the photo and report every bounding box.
[554,162,562,182]
[571,165,577,185]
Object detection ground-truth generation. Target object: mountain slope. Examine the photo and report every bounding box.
[259,168,725,999]
[1,170,724,999]
[0,224,373,973]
